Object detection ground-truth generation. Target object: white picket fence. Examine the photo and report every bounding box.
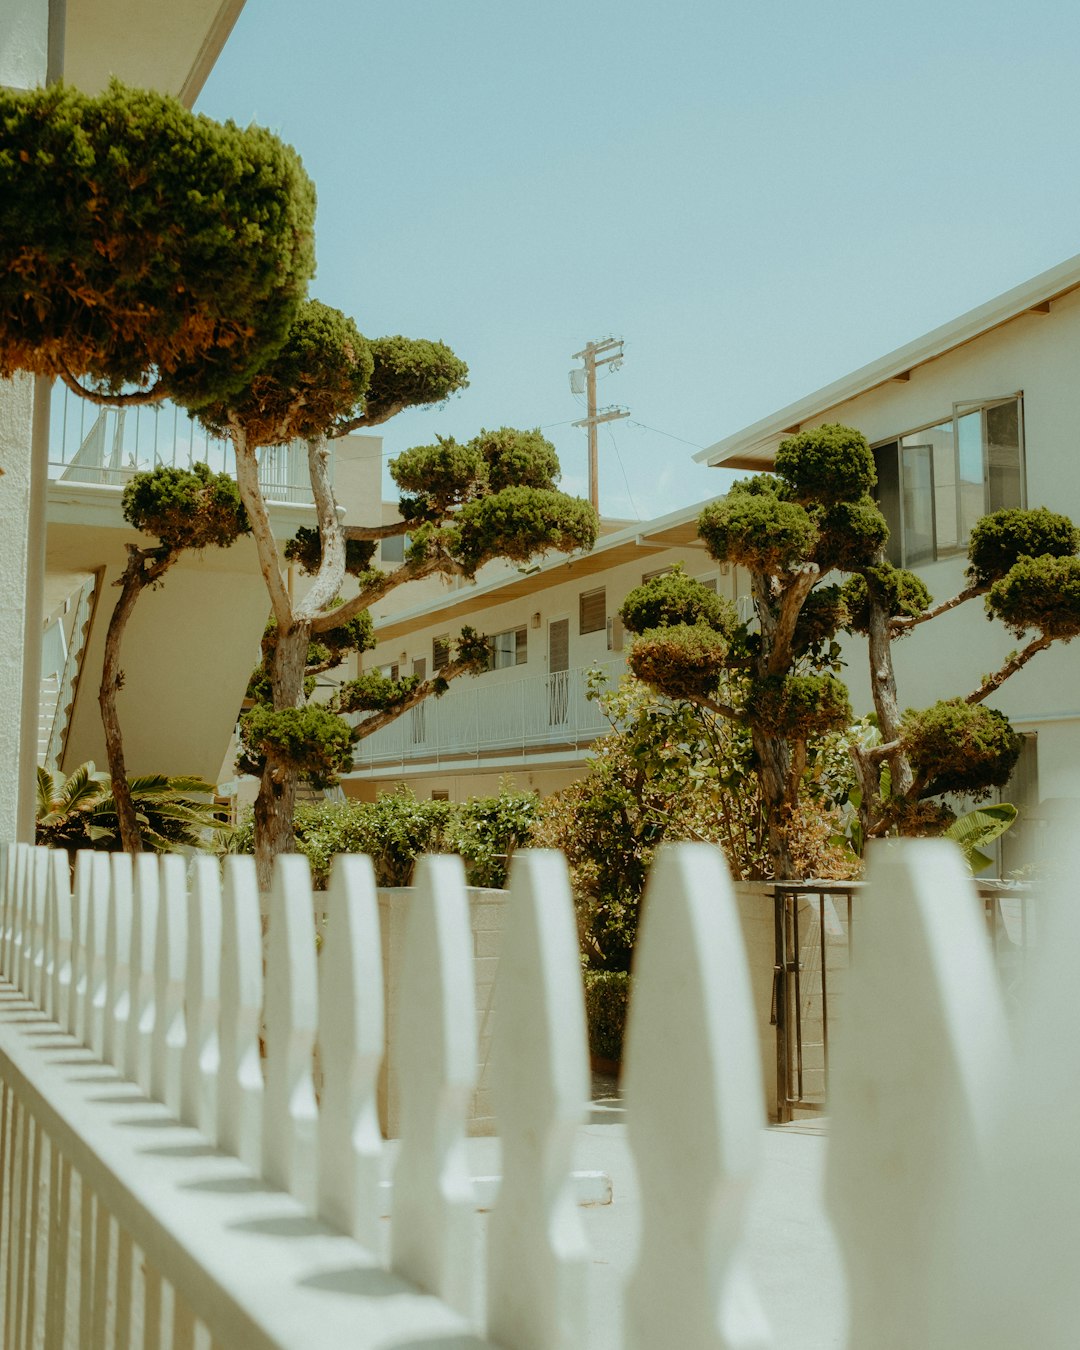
[0,836,1070,1347]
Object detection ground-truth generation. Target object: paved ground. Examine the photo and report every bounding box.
[385,1074,847,1348]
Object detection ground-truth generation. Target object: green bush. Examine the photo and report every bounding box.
[229,784,541,889]
[583,969,630,1064]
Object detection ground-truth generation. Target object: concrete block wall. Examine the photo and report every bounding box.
[377,885,507,1138]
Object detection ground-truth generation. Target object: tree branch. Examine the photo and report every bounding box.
[308,552,453,632]
[295,434,346,622]
[890,584,985,632]
[767,567,818,676]
[343,520,412,541]
[330,402,408,437]
[966,632,1054,705]
[57,359,163,407]
[347,656,480,739]
[229,420,293,630]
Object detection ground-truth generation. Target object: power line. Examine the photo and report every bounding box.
[606,426,642,520]
[628,419,705,450]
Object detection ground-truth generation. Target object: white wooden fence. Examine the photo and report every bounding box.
[0,836,1068,1347]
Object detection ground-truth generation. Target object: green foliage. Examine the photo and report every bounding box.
[774,423,877,505]
[793,584,849,657]
[312,609,375,663]
[121,462,250,551]
[619,564,736,636]
[238,704,356,789]
[448,486,597,577]
[449,785,543,889]
[842,565,932,634]
[284,526,377,577]
[363,336,469,425]
[199,300,371,445]
[392,426,563,523]
[902,700,1022,799]
[473,426,561,492]
[750,674,852,739]
[812,496,889,571]
[334,670,422,714]
[533,674,771,969]
[967,507,1080,588]
[698,480,816,573]
[229,784,540,889]
[36,762,226,853]
[582,970,630,1063]
[627,624,732,701]
[0,80,315,406]
[945,803,1018,875]
[392,435,487,517]
[986,554,1080,639]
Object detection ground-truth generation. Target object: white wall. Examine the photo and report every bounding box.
[798,287,1080,809]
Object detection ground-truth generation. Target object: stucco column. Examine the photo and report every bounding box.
[1,0,55,840]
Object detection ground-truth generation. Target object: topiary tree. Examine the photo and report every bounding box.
[102,464,250,851]
[629,424,1080,875]
[203,299,598,887]
[0,80,315,407]
[841,501,1080,840]
[620,426,882,876]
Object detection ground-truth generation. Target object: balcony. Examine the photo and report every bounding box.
[350,658,627,772]
[47,383,320,505]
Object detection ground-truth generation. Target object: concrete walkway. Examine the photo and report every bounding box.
[384,1078,848,1348]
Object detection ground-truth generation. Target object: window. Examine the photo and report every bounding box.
[488,626,527,669]
[432,635,450,672]
[431,789,450,802]
[642,566,674,583]
[376,662,399,680]
[872,396,1024,568]
[381,532,409,563]
[579,587,606,635]
[607,613,624,652]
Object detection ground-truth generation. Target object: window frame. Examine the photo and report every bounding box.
[871,393,1025,568]
[579,586,607,636]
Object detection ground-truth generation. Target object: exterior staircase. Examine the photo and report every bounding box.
[39,576,97,775]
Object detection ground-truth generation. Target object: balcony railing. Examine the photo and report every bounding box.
[351,659,627,770]
[47,383,321,505]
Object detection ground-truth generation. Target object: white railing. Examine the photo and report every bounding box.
[0,834,1073,1346]
[352,658,626,769]
[40,576,96,773]
[47,384,321,505]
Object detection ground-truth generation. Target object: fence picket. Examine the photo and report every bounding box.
[0,843,16,977]
[623,843,771,1350]
[150,855,187,1114]
[15,843,32,995]
[390,853,477,1319]
[81,854,110,1057]
[824,838,1011,1350]
[46,850,72,1028]
[103,854,133,1074]
[180,856,222,1136]
[217,856,263,1170]
[67,853,92,1041]
[263,854,319,1208]
[126,855,158,1097]
[487,849,590,1350]
[316,853,384,1248]
[29,847,49,1008]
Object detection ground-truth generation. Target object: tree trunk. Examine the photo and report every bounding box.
[866,592,914,811]
[99,545,174,854]
[253,616,312,892]
[753,727,797,879]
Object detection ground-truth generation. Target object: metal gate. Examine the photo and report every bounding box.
[772,878,1036,1123]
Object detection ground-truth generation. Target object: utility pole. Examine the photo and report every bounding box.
[571,337,628,514]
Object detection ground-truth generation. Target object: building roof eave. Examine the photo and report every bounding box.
[696,251,1080,472]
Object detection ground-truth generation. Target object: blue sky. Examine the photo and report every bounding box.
[197,0,1080,520]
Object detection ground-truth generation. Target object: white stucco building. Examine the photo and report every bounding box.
[354,254,1080,861]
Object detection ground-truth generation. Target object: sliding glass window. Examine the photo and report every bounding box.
[872,395,1024,568]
